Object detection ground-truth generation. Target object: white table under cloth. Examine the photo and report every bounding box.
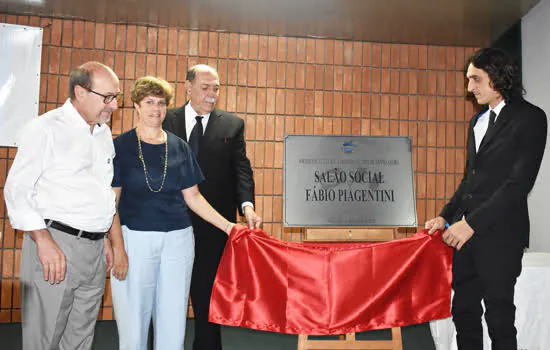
[429,252,550,350]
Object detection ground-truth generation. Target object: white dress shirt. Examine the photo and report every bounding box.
[184,103,253,211]
[4,99,116,232]
[474,100,506,152]
[185,102,210,141]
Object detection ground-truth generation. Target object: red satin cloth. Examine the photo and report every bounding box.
[210,227,452,335]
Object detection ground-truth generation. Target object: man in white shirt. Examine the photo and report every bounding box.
[4,61,121,350]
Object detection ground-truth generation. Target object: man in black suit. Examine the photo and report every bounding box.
[426,48,547,350]
[163,64,262,350]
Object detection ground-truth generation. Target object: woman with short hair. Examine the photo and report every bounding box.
[109,76,241,350]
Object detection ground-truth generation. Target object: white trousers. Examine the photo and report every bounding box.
[111,225,195,350]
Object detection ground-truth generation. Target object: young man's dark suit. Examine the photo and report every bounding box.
[439,99,547,349]
[163,102,255,350]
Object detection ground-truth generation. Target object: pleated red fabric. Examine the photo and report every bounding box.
[209,227,452,335]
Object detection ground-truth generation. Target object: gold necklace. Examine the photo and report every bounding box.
[136,128,168,193]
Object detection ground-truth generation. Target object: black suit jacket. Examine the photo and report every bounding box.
[163,103,255,225]
[440,100,547,247]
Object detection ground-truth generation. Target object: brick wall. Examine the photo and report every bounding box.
[0,13,477,322]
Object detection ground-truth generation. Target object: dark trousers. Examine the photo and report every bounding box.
[191,224,228,350]
[451,234,524,350]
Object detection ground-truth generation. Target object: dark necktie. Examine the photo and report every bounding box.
[484,110,497,138]
[480,110,497,147]
[488,110,497,129]
[188,116,204,156]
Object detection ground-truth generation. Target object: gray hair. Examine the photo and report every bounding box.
[186,64,219,82]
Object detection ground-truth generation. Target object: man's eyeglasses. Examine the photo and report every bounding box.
[85,88,122,104]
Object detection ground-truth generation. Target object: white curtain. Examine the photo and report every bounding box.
[430,252,550,350]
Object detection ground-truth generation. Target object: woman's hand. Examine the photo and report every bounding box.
[226,223,249,236]
[111,245,129,281]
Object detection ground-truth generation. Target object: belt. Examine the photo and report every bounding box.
[45,219,106,241]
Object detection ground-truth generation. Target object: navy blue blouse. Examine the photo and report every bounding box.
[112,129,204,232]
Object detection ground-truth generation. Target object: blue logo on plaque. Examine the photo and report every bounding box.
[342,141,357,154]
[342,141,356,154]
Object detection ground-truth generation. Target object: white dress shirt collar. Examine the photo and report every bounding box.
[473,100,507,152]
[185,102,211,141]
[490,100,506,121]
[62,99,109,135]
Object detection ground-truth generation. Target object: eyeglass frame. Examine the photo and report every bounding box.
[84,87,122,104]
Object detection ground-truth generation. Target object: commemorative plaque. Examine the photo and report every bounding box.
[284,135,417,227]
